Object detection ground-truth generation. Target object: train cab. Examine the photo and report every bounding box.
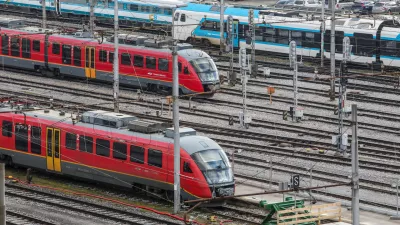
[181,135,234,200]
[178,49,220,94]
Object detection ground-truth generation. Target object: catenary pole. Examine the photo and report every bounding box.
[42,0,46,29]
[0,164,5,225]
[220,0,224,54]
[113,0,119,113]
[89,0,95,38]
[321,1,325,68]
[351,104,360,225]
[330,0,336,100]
[172,9,181,214]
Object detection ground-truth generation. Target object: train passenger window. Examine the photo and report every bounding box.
[141,6,150,12]
[164,8,172,15]
[146,56,156,69]
[11,37,20,57]
[2,120,12,137]
[153,7,160,13]
[277,29,289,45]
[21,38,31,59]
[52,43,60,55]
[291,31,302,46]
[1,35,9,55]
[96,139,110,157]
[99,50,107,62]
[65,132,76,150]
[109,52,114,63]
[79,135,93,153]
[178,62,182,72]
[31,126,41,154]
[73,46,81,66]
[158,58,169,71]
[33,40,40,52]
[133,55,144,67]
[113,142,127,160]
[15,124,28,152]
[130,4,138,11]
[62,45,72,64]
[303,32,316,48]
[183,161,192,173]
[130,146,144,164]
[180,14,186,22]
[148,149,162,168]
[121,53,131,65]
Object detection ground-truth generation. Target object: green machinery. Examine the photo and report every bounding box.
[259,197,317,225]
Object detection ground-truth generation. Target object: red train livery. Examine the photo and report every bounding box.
[0,27,220,95]
[0,101,234,202]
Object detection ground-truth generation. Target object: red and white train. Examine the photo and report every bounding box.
[0,27,220,96]
[0,99,234,202]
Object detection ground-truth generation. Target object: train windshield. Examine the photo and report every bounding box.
[191,149,233,184]
[190,58,219,82]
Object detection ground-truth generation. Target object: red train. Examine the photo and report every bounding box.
[0,27,220,95]
[0,99,234,202]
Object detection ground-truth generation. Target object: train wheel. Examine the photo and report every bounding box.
[202,39,212,48]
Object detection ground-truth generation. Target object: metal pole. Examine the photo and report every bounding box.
[232,152,235,174]
[230,27,234,86]
[220,0,224,54]
[249,9,256,78]
[113,0,119,113]
[172,44,181,214]
[330,0,336,100]
[42,0,46,29]
[289,41,298,110]
[0,164,5,225]
[320,2,325,68]
[351,104,359,225]
[89,0,95,38]
[269,155,272,190]
[243,70,247,126]
[397,180,399,217]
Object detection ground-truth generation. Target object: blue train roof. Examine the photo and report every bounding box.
[183,3,260,18]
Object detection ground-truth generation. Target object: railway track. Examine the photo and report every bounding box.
[6,183,181,225]
[6,211,55,225]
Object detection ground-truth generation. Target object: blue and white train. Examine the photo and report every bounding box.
[0,0,190,26]
[174,3,400,68]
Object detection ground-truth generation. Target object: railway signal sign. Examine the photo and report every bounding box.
[283,111,288,121]
[228,116,234,125]
[239,48,247,69]
[291,174,300,191]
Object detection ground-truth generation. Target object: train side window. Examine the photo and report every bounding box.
[1,35,9,55]
[133,55,143,67]
[146,56,156,69]
[33,40,40,52]
[130,4,138,11]
[11,37,20,57]
[277,29,289,45]
[31,126,41,154]
[121,53,131,65]
[174,12,180,21]
[113,142,127,160]
[52,43,60,55]
[96,139,110,157]
[153,7,160,13]
[148,149,162,168]
[2,120,12,137]
[164,8,172,15]
[62,45,72,64]
[178,62,182,73]
[109,52,114,63]
[79,135,93,153]
[130,146,144,164]
[73,46,81,66]
[158,58,169,71]
[21,38,31,59]
[65,132,76,150]
[183,161,193,173]
[99,50,107,62]
[180,14,186,22]
[291,31,302,46]
[15,124,28,152]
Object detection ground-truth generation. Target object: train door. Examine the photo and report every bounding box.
[233,19,239,48]
[46,128,61,172]
[85,47,96,79]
